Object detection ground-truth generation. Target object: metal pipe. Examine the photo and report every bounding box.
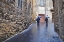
[45,0,46,16]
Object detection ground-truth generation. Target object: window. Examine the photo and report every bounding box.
[40,0,45,7]
[18,0,22,9]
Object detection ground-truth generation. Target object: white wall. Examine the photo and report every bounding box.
[37,7,45,14]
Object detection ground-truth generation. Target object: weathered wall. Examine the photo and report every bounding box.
[53,0,64,41]
[0,0,33,41]
[32,0,36,20]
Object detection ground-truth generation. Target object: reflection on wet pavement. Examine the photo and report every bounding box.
[5,22,62,42]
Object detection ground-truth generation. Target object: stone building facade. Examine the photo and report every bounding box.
[0,0,33,41]
[31,0,36,21]
[53,0,64,41]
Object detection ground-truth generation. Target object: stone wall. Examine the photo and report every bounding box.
[53,0,64,41]
[0,0,32,41]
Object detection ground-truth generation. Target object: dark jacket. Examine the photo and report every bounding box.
[45,18,48,23]
[36,17,40,22]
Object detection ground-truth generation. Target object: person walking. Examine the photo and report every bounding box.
[45,15,49,28]
[45,17,48,27]
[36,16,41,26]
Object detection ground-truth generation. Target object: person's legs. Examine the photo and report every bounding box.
[37,21,39,26]
[47,22,48,27]
[37,21,40,26]
[46,22,48,28]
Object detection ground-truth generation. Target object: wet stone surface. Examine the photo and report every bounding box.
[5,23,62,42]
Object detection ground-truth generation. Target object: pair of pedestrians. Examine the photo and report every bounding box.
[36,15,49,28]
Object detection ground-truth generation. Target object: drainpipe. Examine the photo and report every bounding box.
[45,0,46,17]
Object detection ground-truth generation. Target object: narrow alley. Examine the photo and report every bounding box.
[0,0,64,42]
[5,22,62,42]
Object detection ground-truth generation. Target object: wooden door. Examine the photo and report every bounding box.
[38,14,45,23]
